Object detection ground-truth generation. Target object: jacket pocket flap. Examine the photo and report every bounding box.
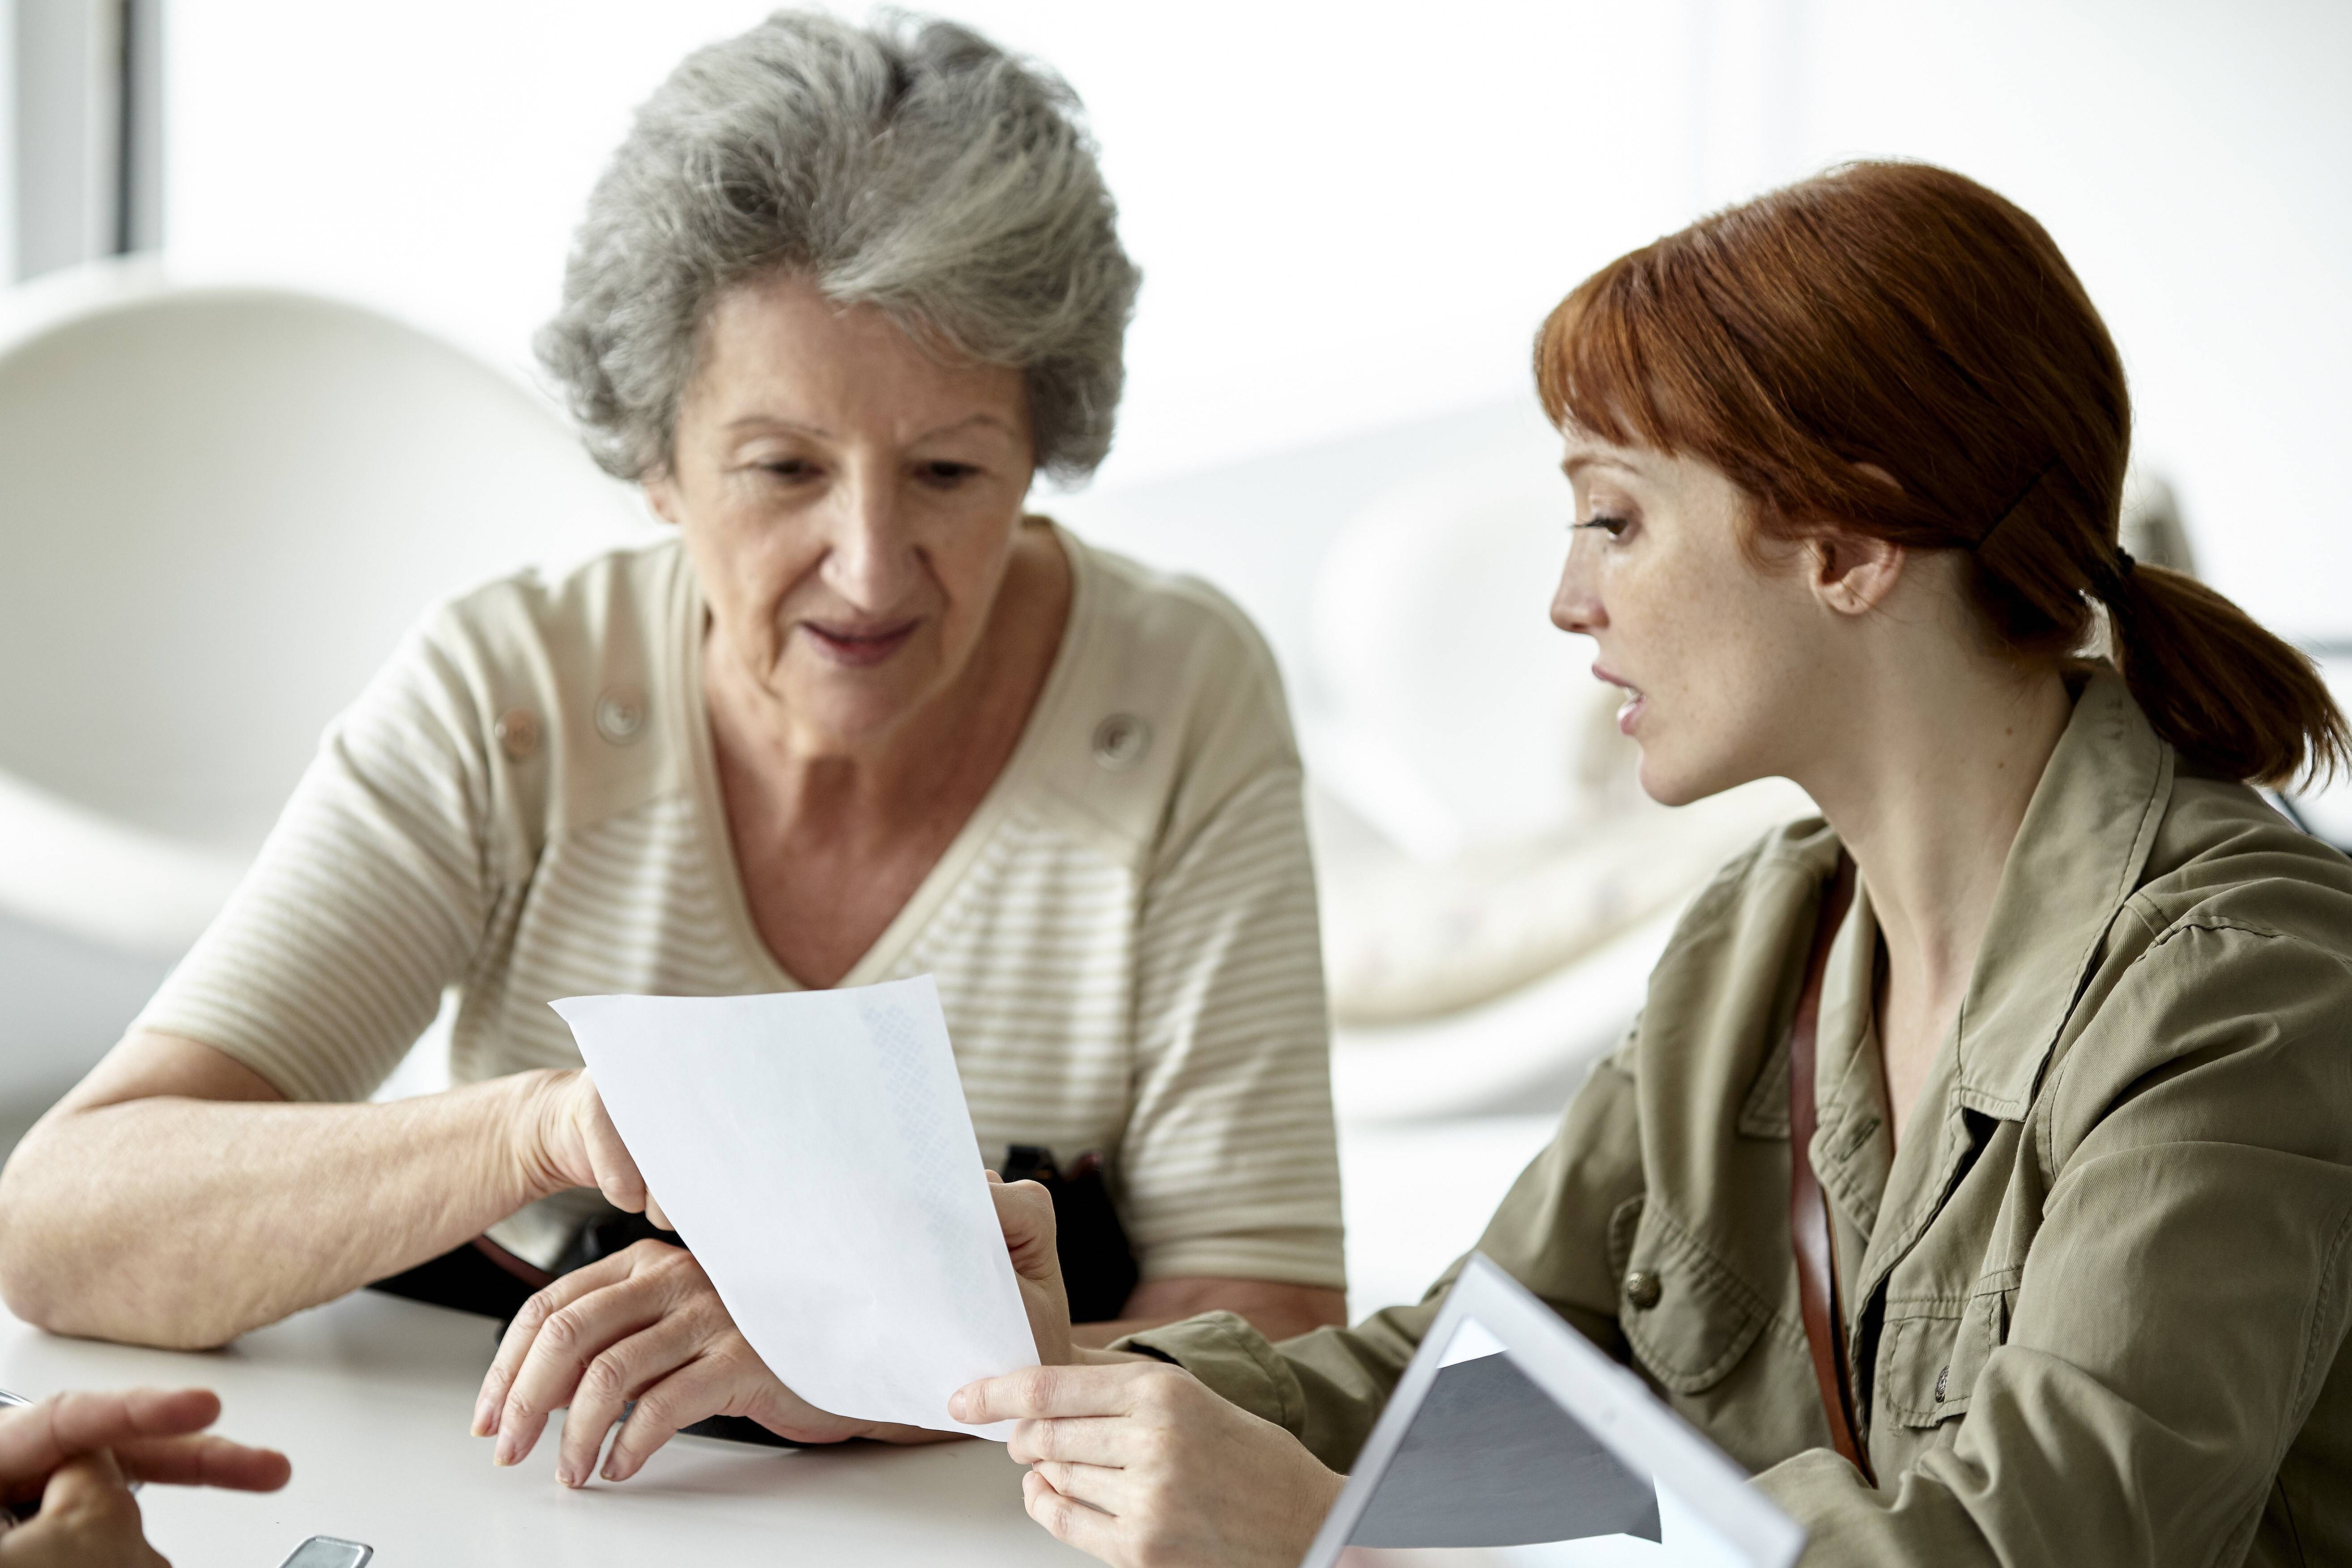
[1880,1280,2008,1428]
[1618,1206,1774,1396]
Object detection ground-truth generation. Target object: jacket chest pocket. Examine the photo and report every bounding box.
[1878,1269,2017,1428]
[1616,1201,1776,1395]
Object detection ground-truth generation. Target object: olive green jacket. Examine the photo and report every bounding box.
[1128,675,2352,1564]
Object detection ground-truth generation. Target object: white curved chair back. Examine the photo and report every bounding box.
[0,263,660,959]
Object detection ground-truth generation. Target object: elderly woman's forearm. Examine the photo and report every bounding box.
[0,1074,556,1347]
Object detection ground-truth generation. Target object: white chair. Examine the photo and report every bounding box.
[0,260,659,1106]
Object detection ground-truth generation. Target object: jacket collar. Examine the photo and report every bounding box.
[1947,672,2173,1119]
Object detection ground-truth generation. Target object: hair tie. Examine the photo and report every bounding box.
[2095,545,2138,605]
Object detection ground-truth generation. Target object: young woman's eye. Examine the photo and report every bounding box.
[1574,512,1632,538]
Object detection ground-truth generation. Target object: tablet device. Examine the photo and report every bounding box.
[1297,1253,1805,1567]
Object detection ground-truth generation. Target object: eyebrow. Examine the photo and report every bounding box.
[1561,452,1644,479]
[720,412,1020,443]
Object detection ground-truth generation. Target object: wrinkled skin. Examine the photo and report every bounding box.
[476,1175,1071,1486]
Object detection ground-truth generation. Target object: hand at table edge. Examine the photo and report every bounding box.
[0,1388,291,1506]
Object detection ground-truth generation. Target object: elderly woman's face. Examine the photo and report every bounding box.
[649,275,1036,750]
[1549,430,1824,805]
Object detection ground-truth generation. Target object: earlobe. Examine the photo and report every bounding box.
[643,471,683,529]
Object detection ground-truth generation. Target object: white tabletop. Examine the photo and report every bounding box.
[0,1290,1088,1567]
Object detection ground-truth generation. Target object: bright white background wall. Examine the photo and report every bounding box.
[161,0,2352,635]
[0,0,16,274]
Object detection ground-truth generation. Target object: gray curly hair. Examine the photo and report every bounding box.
[537,10,1140,484]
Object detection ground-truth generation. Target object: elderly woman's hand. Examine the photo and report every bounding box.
[518,1069,669,1229]
[948,1361,1345,1568]
[473,1240,899,1485]
[475,1176,1073,1485]
[0,1389,290,1566]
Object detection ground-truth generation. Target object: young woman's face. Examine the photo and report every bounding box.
[1549,429,1827,806]
[649,273,1036,751]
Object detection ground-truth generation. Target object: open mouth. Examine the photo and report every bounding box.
[1594,664,1646,735]
[801,618,920,669]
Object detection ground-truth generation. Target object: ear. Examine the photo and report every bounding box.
[1807,528,1907,618]
[642,468,684,529]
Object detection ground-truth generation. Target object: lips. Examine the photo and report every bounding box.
[1592,662,1646,736]
[800,617,920,669]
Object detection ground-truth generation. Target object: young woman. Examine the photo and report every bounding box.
[946,160,2352,1565]
[486,161,2352,1561]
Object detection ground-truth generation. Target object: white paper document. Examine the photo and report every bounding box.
[550,977,1040,1438]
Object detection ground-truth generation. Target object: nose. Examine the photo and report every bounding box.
[819,462,921,613]
[1551,528,1606,637]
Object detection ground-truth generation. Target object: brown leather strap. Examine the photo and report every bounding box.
[1788,854,1876,1484]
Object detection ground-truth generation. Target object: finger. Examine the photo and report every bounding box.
[495,1277,671,1467]
[1006,1416,1134,1469]
[477,1249,643,1435]
[598,1350,754,1483]
[951,1363,1150,1426]
[0,1389,221,1485]
[990,1179,1061,1283]
[1031,1458,1138,1517]
[34,1448,134,1515]
[1021,1468,1123,1558]
[645,1193,673,1231]
[113,1433,292,1493]
[579,1085,650,1215]
[554,1308,715,1487]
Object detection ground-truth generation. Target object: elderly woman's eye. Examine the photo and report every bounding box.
[759,458,818,481]
[916,461,980,486]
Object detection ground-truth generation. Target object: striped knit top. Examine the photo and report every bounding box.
[134,528,1345,1284]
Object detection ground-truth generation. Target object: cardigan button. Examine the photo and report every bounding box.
[1623,1269,1662,1309]
[494,707,540,761]
[596,685,647,744]
[1092,713,1151,771]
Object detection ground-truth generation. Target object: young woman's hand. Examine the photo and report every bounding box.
[0,1389,290,1566]
[516,1069,669,1229]
[949,1361,1344,1568]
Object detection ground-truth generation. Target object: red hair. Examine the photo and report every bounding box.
[1536,160,2345,788]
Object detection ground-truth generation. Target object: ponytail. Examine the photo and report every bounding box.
[2105,563,2348,788]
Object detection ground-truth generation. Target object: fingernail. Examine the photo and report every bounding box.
[601,1458,620,1482]
[557,1463,577,1487]
[470,1395,492,1435]
[947,1391,968,1421]
[494,1436,516,1466]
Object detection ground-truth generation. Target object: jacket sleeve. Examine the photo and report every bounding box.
[1121,1028,1649,1471]
[1760,920,2352,1564]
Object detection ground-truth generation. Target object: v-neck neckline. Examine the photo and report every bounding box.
[673,522,1095,993]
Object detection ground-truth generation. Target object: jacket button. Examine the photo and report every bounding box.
[1623,1269,1662,1309]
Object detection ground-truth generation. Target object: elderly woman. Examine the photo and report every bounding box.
[514,162,2352,1560]
[0,13,1345,1367]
